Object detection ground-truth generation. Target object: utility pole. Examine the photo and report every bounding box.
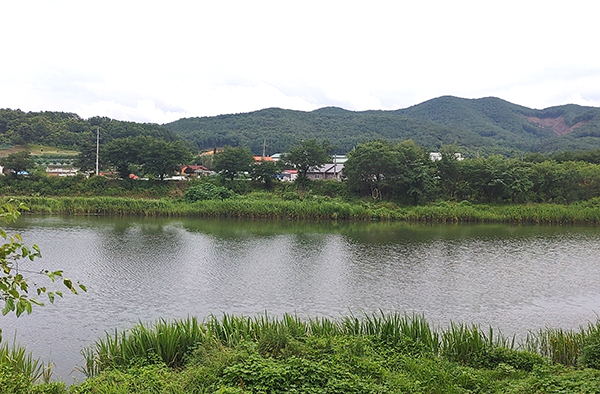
[333,153,337,180]
[95,126,99,176]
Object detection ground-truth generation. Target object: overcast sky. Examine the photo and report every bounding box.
[1,0,599,124]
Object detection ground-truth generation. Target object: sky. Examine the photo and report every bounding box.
[1,0,599,124]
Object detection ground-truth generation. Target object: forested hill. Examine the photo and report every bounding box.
[3,96,600,156]
[164,96,600,156]
[0,110,182,150]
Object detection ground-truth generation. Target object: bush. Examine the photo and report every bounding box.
[480,347,546,371]
[580,339,600,369]
[184,183,235,202]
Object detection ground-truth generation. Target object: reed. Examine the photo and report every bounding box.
[81,317,206,377]
[523,328,583,367]
[6,195,600,224]
[522,320,600,367]
[442,323,491,365]
[0,340,49,384]
[82,313,600,380]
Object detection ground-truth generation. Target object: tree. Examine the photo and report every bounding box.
[142,139,193,180]
[251,160,281,189]
[434,145,465,200]
[285,139,330,181]
[102,136,147,178]
[102,136,192,180]
[213,146,254,182]
[1,151,35,176]
[0,201,85,341]
[394,140,435,203]
[76,140,103,173]
[344,140,434,203]
[344,140,402,199]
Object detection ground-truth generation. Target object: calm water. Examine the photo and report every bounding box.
[3,215,600,382]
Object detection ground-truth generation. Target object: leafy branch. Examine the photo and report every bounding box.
[0,200,86,323]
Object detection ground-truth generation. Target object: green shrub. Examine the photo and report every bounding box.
[479,347,546,371]
[580,341,600,369]
[281,191,302,201]
[184,183,235,202]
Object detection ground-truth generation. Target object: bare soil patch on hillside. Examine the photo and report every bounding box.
[526,116,587,136]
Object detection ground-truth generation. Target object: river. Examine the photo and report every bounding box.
[3,215,600,382]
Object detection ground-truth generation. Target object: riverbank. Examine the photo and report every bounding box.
[6,195,600,224]
[6,313,600,393]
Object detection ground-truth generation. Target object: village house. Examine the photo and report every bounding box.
[253,156,275,162]
[46,166,78,177]
[281,169,298,182]
[180,164,212,177]
[306,163,344,181]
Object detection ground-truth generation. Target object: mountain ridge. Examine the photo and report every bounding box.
[164,96,600,155]
[2,96,600,157]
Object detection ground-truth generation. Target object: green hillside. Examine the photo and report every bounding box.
[398,96,600,153]
[3,96,600,157]
[164,105,504,156]
[164,96,600,156]
[0,109,182,150]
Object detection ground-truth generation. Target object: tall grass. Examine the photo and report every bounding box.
[523,320,600,367]
[83,312,551,378]
[81,317,207,377]
[0,340,50,384]
[441,323,515,365]
[8,195,600,223]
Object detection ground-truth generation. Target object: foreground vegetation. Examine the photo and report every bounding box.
[5,194,600,225]
[5,313,600,393]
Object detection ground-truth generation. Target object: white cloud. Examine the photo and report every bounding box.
[77,99,187,124]
[1,0,599,122]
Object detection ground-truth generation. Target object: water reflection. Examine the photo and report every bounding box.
[3,216,600,382]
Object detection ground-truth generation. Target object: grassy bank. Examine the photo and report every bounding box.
[8,313,600,393]
[6,195,600,224]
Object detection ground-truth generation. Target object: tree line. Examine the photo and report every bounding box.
[3,134,600,205]
[0,109,183,150]
[345,140,600,204]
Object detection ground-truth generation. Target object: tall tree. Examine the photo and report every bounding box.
[213,146,254,182]
[393,140,435,203]
[344,140,401,199]
[102,136,147,178]
[285,139,331,181]
[76,140,103,173]
[0,150,35,176]
[345,140,434,203]
[103,136,193,180]
[142,139,193,180]
[434,145,465,200]
[251,160,281,189]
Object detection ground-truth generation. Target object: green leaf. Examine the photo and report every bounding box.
[2,298,15,315]
[47,270,63,281]
[16,298,26,317]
